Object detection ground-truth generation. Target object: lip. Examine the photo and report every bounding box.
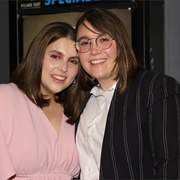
[51,74,66,82]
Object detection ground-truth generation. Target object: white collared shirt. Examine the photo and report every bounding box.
[76,82,117,180]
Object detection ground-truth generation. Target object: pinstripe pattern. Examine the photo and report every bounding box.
[123,88,134,180]
[109,90,119,179]
[162,77,168,179]
[175,81,180,179]
[147,72,159,177]
[99,70,180,180]
[136,71,145,180]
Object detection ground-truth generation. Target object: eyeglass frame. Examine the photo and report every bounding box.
[74,34,114,53]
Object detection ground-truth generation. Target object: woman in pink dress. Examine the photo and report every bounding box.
[0,22,81,179]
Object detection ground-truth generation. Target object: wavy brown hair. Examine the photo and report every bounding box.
[11,22,81,124]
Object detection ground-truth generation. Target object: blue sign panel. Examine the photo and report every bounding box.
[18,0,135,15]
[19,0,104,9]
[44,0,91,6]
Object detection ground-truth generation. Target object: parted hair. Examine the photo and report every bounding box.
[11,22,80,124]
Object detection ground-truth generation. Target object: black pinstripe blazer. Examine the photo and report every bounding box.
[99,70,180,180]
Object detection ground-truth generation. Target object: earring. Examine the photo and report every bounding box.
[73,79,76,84]
[91,77,95,81]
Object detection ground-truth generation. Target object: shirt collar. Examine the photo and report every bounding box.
[90,81,117,97]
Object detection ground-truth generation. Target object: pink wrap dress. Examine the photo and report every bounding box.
[0,83,80,179]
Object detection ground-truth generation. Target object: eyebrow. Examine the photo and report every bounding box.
[49,50,63,55]
[77,36,89,42]
[77,33,109,42]
[70,56,79,59]
[49,50,79,59]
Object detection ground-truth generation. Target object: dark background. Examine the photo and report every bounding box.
[0,0,179,83]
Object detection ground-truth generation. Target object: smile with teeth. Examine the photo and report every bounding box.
[91,59,105,64]
[52,75,66,81]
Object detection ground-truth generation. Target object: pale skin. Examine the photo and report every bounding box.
[76,21,118,91]
[41,37,79,134]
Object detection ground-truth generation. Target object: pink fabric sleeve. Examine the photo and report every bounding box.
[0,124,16,179]
[0,126,15,179]
[0,84,16,179]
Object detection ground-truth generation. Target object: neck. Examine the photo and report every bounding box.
[99,79,116,91]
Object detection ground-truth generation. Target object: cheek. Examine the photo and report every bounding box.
[69,67,78,79]
[42,60,51,72]
[79,55,89,70]
[79,53,87,63]
[108,44,118,60]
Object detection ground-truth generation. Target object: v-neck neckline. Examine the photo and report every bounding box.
[39,106,64,139]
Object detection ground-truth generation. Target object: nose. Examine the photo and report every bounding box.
[58,61,68,72]
[90,40,101,55]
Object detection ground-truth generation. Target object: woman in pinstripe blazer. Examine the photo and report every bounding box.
[74,8,180,179]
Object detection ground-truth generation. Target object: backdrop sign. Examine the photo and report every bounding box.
[18,0,106,9]
[44,0,91,6]
[18,0,135,15]
[18,0,131,10]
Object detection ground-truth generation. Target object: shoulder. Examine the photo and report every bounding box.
[134,70,180,105]
[0,82,15,90]
[139,70,180,93]
[0,83,24,101]
[0,83,20,94]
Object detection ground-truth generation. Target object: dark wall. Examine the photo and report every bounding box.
[0,1,10,83]
[149,1,164,74]
[164,0,180,83]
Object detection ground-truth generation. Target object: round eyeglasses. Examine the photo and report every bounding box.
[75,34,114,53]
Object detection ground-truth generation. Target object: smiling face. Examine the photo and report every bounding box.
[76,21,118,90]
[41,37,79,98]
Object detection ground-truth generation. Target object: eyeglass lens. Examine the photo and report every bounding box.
[76,35,113,53]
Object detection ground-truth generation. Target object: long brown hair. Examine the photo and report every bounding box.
[11,22,80,124]
[76,8,140,95]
